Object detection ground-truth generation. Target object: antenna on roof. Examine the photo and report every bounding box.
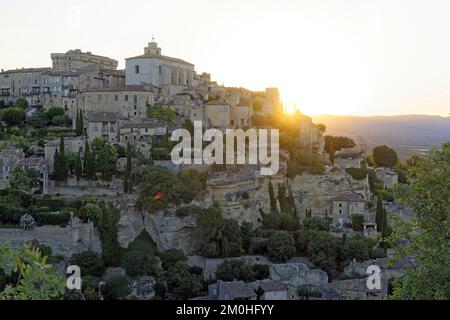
[152,34,155,42]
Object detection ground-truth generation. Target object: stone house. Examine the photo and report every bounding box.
[332,191,367,226]
[86,112,121,144]
[334,147,364,169]
[375,167,399,189]
[204,100,231,129]
[118,118,167,157]
[0,148,25,189]
[130,276,155,300]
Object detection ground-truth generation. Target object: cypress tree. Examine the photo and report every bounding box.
[79,109,84,135]
[278,183,289,214]
[268,180,277,213]
[54,149,60,181]
[376,197,383,231]
[84,140,96,180]
[75,152,83,181]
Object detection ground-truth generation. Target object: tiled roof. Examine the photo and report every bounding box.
[249,280,288,292]
[333,191,365,202]
[17,158,44,166]
[219,281,256,299]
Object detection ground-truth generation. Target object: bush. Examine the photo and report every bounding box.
[351,214,364,232]
[216,259,254,282]
[267,231,296,262]
[38,245,52,258]
[35,211,71,226]
[102,275,130,300]
[70,251,104,277]
[159,249,187,271]
[252,264,270,280]
[346,168,368,180]
[369,247,387,259]
[122,249,157,277]
[303,217,330,232]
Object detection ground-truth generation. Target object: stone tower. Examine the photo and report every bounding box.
[144,37,161,55]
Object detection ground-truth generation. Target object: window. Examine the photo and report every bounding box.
[135,65,140,74]
[339,203,342,208]
[125,95,128,101]
[115,95,118,101]
[134,95,137,103]
[339,209,343,215]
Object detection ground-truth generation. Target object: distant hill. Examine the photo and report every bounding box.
[311,114,450,160]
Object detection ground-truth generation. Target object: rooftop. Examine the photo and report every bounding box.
[249,280,288,292]
[126,53,194,67]
[218,281,257,299]
[333,191,366,202]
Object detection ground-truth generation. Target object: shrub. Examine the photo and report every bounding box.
[159,249,187,271]
[351,214,364,232]
[346,168,368,180]
[38,245,52,258]
[303,217,330,232]
[122,249,157,277]
[70,251,104,277]
[35,211,71,226]
[267,231,296,262]
[102,275,130,300]
[216,259,253,281]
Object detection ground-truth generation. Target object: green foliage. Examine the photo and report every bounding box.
[54,137,69,182]
[198,207,243,258]
[77,203,101,222]
[83,141,96,180]
[372,145,399,168]
[147,104,175,125]
[136,165,193,213]
[96,202,123,267]
[178,169,207,198]
[102,275,130,300]
[0,244,65,300]
[70,251,104,277]
[351,214,364,232]
[75,109,84,136]
[1,107,25,125]
[324,135,355,155]
[45,107,65,121]
[303,217,330,232]
[166,261,203,299]
[297,286,323,299]
[216,259,254,281]
[388,142,450,300]
[122,249,157,278]
[267,231,296,262]
[14,98,29,109]
[159,249,187,271]
[35,211,70,226]
[345,168,368,180]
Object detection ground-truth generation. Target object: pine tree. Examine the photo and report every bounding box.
[278,183,289,214]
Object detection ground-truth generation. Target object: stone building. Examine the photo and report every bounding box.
[51,49,118,72]
[118,118,167,156]
[334,147,364,169]
[298,114,325,153]
[125,40,196,95]
[0,148,25,189]
[375,167,399,189]
[86,112,122,144]
[332,191,367,226]
[79,86,155,119]
[204,100,231,129]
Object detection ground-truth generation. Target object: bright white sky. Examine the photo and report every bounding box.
[1,0,450,116]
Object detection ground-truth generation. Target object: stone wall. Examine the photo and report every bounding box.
[0,217,101,257]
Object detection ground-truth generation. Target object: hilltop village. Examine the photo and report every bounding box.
[0,40,417,300]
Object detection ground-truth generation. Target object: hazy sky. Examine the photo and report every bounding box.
[1,0,450,116]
